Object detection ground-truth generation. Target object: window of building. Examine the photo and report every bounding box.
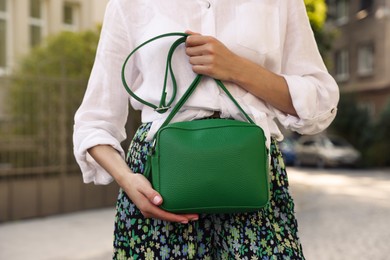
[359,0,374,12]
[30,0,41,18]
[335,49,349,82]
[63,3,80,31]
[0,0,7,69]
[357,44,374,76]
[29,0,43,47]
[30,25,42,47]
[0,0,6,12]
[335,0,350,24]
[64,4,73,25]
[0,20,6,69]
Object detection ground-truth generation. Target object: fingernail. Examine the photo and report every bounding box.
[191,217,199,221]
[153,195,162,205]
[181,220,189,224]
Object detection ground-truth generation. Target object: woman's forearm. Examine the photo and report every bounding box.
[228,56,298,117]
[185,34,298,117]
[87,145,134,187]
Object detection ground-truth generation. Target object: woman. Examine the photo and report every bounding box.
[73,0,339,259]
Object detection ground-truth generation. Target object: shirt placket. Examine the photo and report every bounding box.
[199,0,216,36]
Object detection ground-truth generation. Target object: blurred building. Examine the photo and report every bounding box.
[0,0,117,222]
[326,0,390,117]
[0,0,109,75]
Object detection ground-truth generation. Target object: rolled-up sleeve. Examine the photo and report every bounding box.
[273,0,339,135]
[73,0,136,185]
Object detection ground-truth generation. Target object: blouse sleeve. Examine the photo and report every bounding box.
[273,0,339,135]
[73,0,137,185]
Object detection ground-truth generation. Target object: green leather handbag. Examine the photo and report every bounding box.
[122,33,269,213]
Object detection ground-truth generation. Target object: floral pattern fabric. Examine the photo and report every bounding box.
[113,123,305,260]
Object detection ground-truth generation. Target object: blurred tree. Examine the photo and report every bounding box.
[7,28,141,167]
[305,0,327,31]
[6,30,100,167]
[367,102,390,166]
[9,29,100,135]
[304,0,335,59]
[331,94,374,146]
[329,86,390,168]
[18,30,100,78]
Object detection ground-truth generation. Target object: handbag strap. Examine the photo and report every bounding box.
[122,32,188,113]
[121,32,255,127]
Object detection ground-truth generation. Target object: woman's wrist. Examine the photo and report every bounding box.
[114,168,136,189]
[87,145,135,186]
[227,55,255,86]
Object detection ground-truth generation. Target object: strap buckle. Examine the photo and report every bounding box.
[154,106,171,114]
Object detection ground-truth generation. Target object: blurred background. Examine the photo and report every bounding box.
[0,0,389,259]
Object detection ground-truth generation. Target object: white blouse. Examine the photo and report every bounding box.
[73,0,339,185]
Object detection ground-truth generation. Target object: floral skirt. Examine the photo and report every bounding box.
[113,123,305,260]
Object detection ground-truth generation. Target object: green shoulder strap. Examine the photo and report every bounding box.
[121,32,188,114]
[121,32,255,123]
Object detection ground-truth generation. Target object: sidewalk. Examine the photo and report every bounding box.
[1,167,389,260]
[0,208,115,260]
[288,167,390,260]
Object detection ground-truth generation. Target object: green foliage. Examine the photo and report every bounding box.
[18,30,99,78]
[304,0,336,60]
[5,27,140,167]
[331,94,390,167]
[331,94,374,148]
[6,29,100,167]
[10,29,100,133]
[304,0,327,31]
[366,102,390,166]
[330,94,372,167]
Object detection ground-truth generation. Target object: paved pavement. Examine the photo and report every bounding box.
[0,209,115,260]
[288,167,390,260]
[1,167,390,260]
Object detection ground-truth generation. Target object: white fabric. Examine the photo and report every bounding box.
[73,0,339,184]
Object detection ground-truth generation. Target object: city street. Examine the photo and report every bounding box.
[288,167,390,260]
[0,167,389,260]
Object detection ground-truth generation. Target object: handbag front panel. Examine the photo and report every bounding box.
[152,119,269,213]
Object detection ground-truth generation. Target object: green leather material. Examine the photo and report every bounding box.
[122,33,188,113]
[122,32,270,213]
[151,119,269,213]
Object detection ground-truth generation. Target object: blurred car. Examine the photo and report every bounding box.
[279,137,297,166]
[294,135,361,168]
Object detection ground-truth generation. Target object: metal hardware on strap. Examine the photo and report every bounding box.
[154,106,171,113]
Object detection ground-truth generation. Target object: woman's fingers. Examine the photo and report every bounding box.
[186,44,207,57]
[137,192,199,223]
[141,180,163,206]
[186,35,217,50]
[139,200,199,223]
[184,32,240,81]
[184,30,201,36]
[125,174,199,223]
[188,55,214,66]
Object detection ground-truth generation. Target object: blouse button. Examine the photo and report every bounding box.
[205,1,211,8]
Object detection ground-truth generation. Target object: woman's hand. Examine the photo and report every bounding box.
[121,173,199,224]
[88,145,199,224]
[184,30,298,116]
[185,30,241,82]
